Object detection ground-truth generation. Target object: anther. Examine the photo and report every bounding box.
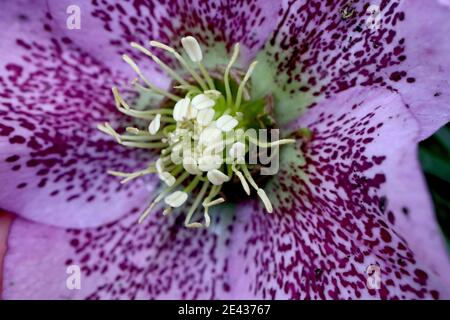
[150,40,208,91]
[130,42,190,87]
[148,114,161,134]
[122,54,180,102]
[234,61,258,110]
[224,43,240,108]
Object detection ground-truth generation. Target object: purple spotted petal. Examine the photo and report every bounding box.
[2,205,235,299]
[259,0,450,140]
[5,87,449,300]
[47,0,280,66]
[226,87,450,299]
[0,2,156,228]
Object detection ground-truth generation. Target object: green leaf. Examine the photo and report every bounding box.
[419,148,450,184]
[435,126,450,151]
[419,124,450,248]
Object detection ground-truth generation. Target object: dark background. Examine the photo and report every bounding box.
[420,123,450,249]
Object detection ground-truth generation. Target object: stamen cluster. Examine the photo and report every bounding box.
[98,36,294,228]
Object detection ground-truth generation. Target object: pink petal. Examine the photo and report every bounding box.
[0,2,156,228]
[47,0,281,65]
[261,0,450,140]
[4,87,449,299]
[226,87,450,299]
[2,205,234,299]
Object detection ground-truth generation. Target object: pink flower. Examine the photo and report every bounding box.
[0,0,449,299]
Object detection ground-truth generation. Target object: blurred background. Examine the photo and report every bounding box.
[420,123,450,249]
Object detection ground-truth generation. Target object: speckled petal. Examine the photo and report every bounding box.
[0,2,156,228]
[254,0,450,139]
[47,0,281,68]
[5,88,449,299]
[2,205,235,299]
[226,87,450,299]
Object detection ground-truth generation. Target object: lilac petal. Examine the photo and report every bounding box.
[0,3,156,228]
[3,90,449,300]
[47,0,280,66]
[226,87,450,299]
[440,0,450,8]
[256,0,450,140]
[2,205,234,299]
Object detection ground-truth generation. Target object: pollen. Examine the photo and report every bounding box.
[99,36,295,228]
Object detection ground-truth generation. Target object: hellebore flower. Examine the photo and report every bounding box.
[0,0,450,299]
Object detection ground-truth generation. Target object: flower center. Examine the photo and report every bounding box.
[98,36,295,228]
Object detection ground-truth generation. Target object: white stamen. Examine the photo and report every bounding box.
[163,207,173,216]
[156,158,165,173]
[201,185,222,228]
[198,155,223,171]
[122,54,142,77]
[224,43,240,108]
[130,42,190,86]
[149,40,175,53]
[158,172,176,186]
[257,189,273,213]
[102,36,294,229]
[203,211,211,228]
[148,114,161,134]
[118,134,164,142]
[196,108,215,126]
[204,90,222,99]
[150,40,208,91]
[173,98,191,122]
[241,163,259,190]
[113,101,174,122]
[229,141,246,159]
[192,94,215,110]
[108,167,155,184]
[203,185,221,204]
[97,123,121,143]
[199,127,222,145]
[170,150,183,165]
[181,36,203,62]
[117,108,173,122]
[121,141,167,149]
[186,103,198,120]
[248,136,296,148]
[181,37,215,90]
[203,140,225,155]
[186,222,204,228]
[183,156,202,175]
[204,197,225,207]
[216,115,239,132]
[235,61,258,109]
[240,164,274,213]
[164,191,188,207]
[185,181,210,228]
[138,172,190,223]
[112,87,130,109]
[207,169,230,186]
[126,127,140,134]
[231,165,250,195]
[174,84,200,92]
[122,54,180,102]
